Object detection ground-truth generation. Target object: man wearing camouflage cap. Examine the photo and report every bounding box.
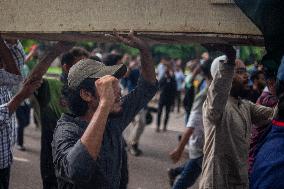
[52,30,158,189]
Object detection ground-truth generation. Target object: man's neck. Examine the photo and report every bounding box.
[80,109,95,123]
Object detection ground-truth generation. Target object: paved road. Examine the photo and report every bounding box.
[10,110,199,189]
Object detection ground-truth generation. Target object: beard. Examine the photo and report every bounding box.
[230,81,250,99]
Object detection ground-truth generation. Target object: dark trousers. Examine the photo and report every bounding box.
[157,102,171,130]
[16,104,31,146]
[0,166,10,189]
[175,91,181,113]
[172,156,203,189]
[41,126,58,189]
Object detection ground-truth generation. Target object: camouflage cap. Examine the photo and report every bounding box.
[68,58,127,89]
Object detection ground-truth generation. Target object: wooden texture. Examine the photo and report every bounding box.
[0,0,263,45]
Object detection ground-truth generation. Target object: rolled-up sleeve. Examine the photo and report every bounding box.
[119,76,158,130]
[52,124,98,184]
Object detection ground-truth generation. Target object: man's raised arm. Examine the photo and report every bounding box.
[202,44,236,123]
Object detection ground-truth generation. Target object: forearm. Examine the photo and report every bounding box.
[7,93,26,115]
[207,63,234,114]
[140,48,156,85]
[0,38,20,75]
[81,102,110,160]
[27,42,73,80]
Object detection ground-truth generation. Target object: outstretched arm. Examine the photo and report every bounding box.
[203,44,236,123]
[106,30,158,129]
[107,29,156,85]
[27,41,74,81]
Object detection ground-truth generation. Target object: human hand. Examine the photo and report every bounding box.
[169,148,183,163]
[19,78,43,99]
[106,29,149,51]
[95,75,118,108]
[202,43,236,63]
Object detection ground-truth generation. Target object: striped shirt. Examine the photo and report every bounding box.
[0,41,24,169]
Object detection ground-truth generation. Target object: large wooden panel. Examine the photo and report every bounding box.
[0,0,263,44]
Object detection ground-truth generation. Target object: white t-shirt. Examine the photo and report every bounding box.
[186,86,207,159]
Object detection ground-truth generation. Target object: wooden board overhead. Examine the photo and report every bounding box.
[0,0,263,45]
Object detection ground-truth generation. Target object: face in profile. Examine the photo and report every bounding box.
[231,62,250,97]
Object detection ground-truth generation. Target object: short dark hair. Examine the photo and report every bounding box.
[61,47,89,67]
[251,71,264,82]
[102,53,123,66]
[66,78,96,116]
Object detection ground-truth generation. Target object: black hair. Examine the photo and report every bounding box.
[102,53,123,66]
[66,78,96,116]
[61,47,89,67]
[251,71,265,82]
[200,58,213,79]
[61,52,75,67]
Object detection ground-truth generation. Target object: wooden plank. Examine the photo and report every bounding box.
[0,0,263,44]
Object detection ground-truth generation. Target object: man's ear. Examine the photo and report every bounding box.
[80,89,93,102]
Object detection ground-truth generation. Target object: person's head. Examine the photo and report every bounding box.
[160,56,171,65]
[61,47,89,74]
[66,59,127,117]
[200,58,213,81]
[231,59,250,98]
[201,52,209,61]
[211,56,249,98]
[186,59,199,72]
[102,53,123,66]
[251,70,266,90]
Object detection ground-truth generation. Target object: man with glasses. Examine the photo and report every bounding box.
[199,45,274,189]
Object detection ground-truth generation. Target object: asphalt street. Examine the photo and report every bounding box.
[11,109,199,189]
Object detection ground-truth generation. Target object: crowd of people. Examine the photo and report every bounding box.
[0,29,284,189]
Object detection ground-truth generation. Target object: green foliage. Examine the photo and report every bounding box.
[21,39,39,53]
[239,46,265,64]
[20,39,266,66]
[151,44,206,61]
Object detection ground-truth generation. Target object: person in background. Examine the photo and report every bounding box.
[174,64,185,113]
[251,56,284,188]
[101,52,130,188]
[200,44,273,189]
[124,58,147,156]
[156,65,177,132]
[0,37,24,189]
[168,59,212,189]
[183,60,200,124]
[157,56,171,81]
[248,69,278,175]
[37,47,88,189]
[247,70,266,103]
[5,40,30,151]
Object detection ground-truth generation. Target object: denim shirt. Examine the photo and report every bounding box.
[52,77,158,189]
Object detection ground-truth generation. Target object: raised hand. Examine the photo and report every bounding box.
[95,75,118,108]
[106,29,149,51]
[202,43,236,63]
